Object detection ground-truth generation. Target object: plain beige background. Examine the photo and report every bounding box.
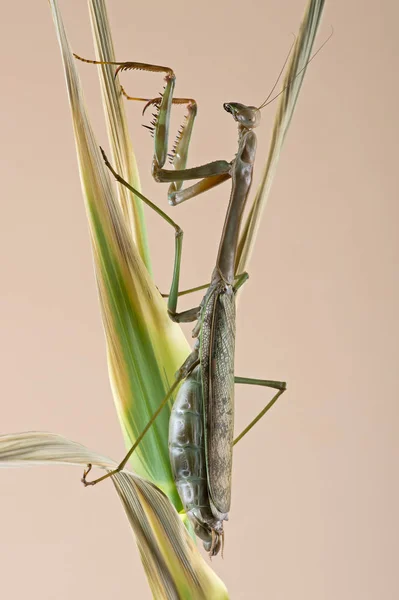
[1,1,398,598]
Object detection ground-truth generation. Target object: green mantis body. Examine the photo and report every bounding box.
[163,100,286,555]
[76,55,286,556]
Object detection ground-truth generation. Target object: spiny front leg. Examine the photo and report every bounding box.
[73,53,175,168]
[145,97,230,207]
[166,98,197,194]
[124,91,198,194]
[152,160,231,184]
[74,53,224,202]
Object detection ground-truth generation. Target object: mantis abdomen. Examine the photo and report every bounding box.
[169,365,225,555]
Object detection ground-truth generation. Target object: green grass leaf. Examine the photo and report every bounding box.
[49,0,190,505]
[88,0,152,274]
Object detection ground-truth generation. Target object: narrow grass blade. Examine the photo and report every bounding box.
[87,0,152,273]
[236,0,326,273]
[49,0,190,504]
[0,432,229,600]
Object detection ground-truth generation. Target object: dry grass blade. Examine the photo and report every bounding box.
[88,0,152,272]
[0,432,228,600]
[236,0,326,273]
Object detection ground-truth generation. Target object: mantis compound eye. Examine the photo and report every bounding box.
[223,102,260,128]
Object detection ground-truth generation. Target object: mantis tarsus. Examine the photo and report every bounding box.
[76,54,289,556]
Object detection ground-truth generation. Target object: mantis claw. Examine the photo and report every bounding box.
[81,464,94,487]
[142,97,162,116]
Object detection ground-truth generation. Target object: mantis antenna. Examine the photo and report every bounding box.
[258,27,333,110]
[258,35,297,108]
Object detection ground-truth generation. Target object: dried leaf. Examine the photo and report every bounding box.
[0,432,228,600]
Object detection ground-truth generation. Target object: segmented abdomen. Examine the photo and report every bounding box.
[169,366,218,540]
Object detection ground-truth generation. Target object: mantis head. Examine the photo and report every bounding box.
[223,102,261,129]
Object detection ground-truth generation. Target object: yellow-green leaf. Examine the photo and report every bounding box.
[49,0,190,506]
[88,0,152,273]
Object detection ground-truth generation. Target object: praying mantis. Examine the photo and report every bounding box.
[74,54,292,556]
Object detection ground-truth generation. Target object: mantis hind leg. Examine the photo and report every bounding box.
[82,376,183,486]
[82,353,201,486]
[233,377,287,446]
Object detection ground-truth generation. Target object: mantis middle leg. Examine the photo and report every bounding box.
[101,148,201,322]
[102,151,232,323]
[161,272,250,299]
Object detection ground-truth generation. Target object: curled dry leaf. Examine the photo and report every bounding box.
[0,432,228,600]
